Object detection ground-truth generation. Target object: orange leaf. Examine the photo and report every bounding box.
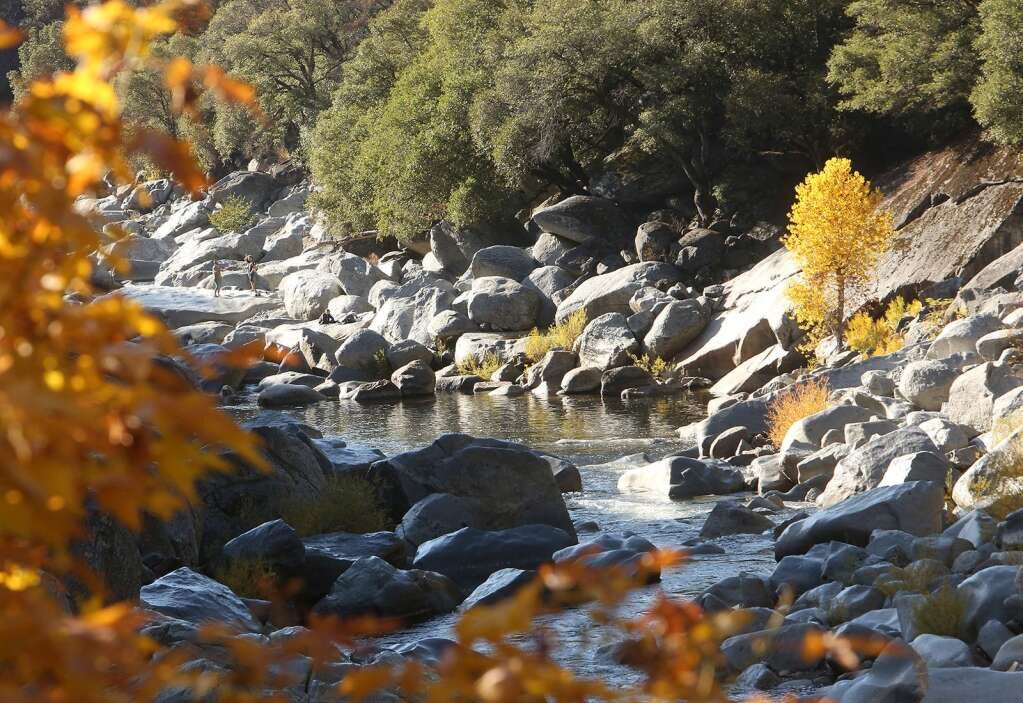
[0,21,23,49]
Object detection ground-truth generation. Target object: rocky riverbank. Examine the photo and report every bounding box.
[71,138,1023,702]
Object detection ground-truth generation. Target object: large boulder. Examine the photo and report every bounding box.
[371,286,456,345]
[577,313,638,368]
[818,428,940,506]
[367,434,575,537]
[675,249,801,379]
[279,270,343,320]
[221,518,304,571]
[779,405,873,472]
[102,286,278,328]
[923,668,1023,703]
[942,362,1023,434]
[334,329,390,374]
[469,245,536,281]
[899,358,966,411]
[396,493,487,550]
[555,262,682,323]
[391,360,436,397]
[635,221,677,262]
[618,456,746,500]
[140,567,260,631]
[952,429,1023,518]
[196,416,332,560]
[429,221,483,275]
[775,481,944,558]
[675,228,725,273]
[209,171,278,210]
[466,277,541,331]
[313,556,462,622]
[522,266,575,326]
[152,199,211,240]
[412,525,575,593]
[155,231,266,285]
[957,565,1020,639]
[317,251,386,298]
[699,502,774,539]
[928,315,1005,359]
[531,195,633,244]
[532,232,574,267]
[642,299,711,361]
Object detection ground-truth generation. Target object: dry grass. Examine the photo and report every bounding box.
[912,585,966,638]
[876,560,949,597]
[628,352,669,380]
[456,351,503,380]
[766,377,829,448]
[523,310,587,364]
[280,475,391,537]
[214,557,277,599]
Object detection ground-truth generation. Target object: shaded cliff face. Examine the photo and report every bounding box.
[863,137,1023,306]
[676,136,1023,381]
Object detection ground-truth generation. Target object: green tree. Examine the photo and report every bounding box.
[827,0,980,123]
[971,0,1023,144]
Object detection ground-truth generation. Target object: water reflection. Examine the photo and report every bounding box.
[231,391,708,465]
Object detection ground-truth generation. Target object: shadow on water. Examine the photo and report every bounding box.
[227,391,786,685]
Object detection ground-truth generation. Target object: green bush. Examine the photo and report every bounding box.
[280,475,391,537]
[209,194,255,233]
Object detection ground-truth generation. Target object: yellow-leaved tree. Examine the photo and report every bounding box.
[784,157,894,349]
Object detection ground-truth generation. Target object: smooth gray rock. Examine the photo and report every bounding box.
[952,429,1023,518]
[334,329,390,373]
[943,362,1023,434]
[819,428,940,506]
[911,634,972,667]
[561,366,603,394]
[780,405,874,472]
[532,195,633,244]
[368,434,574,536]
[928,314,1005,359]
[958,565,1020,639]
[395,493,485,550]
[412,525,575,593]
[776,482,945,558]
[469,246,536,281]
[899,358,965,411]
[279,270,343,320]
[555,262,682,323]
[372,286,456,345]
[699,501,774,538]
[313,556,461,621]
[140,567,260,631]
[578,313,638,368]
[222,519,304,571]
[466,276,541,331]
[992,633,1023,671]
[390,360,435,397]
[923,668,1023,703]
[642,299,711,361]
[460,568,536,609]
[257,383,325,407]
[880,451,950,486]
[618,455,745,500]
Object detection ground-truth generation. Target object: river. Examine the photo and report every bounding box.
[227,391,788,687]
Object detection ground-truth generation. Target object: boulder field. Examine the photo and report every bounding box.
[75,140,1023,701]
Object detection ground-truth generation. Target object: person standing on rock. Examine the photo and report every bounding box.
[213,260,223,297]
[245,255,259,295]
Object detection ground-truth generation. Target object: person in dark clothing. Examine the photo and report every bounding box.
[245,255,258,294]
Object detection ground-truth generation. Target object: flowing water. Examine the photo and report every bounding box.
[228,391,792,686]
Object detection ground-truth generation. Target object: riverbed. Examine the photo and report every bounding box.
[228,391,788,686]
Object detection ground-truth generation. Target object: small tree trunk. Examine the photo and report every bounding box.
[834,275,846,346]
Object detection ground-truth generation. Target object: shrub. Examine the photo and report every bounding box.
[209,194,255,233]
[766,378,830,448]
[456,351,502,380]
[845,296,923,357]
[628,352,670,380]
[214,557,277,599]
[280,475,392,537]
[912,585,967,638]
[877,560,949,597]
[523,310,588,364]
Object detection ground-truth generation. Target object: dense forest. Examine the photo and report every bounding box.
[5,0,1022,243]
